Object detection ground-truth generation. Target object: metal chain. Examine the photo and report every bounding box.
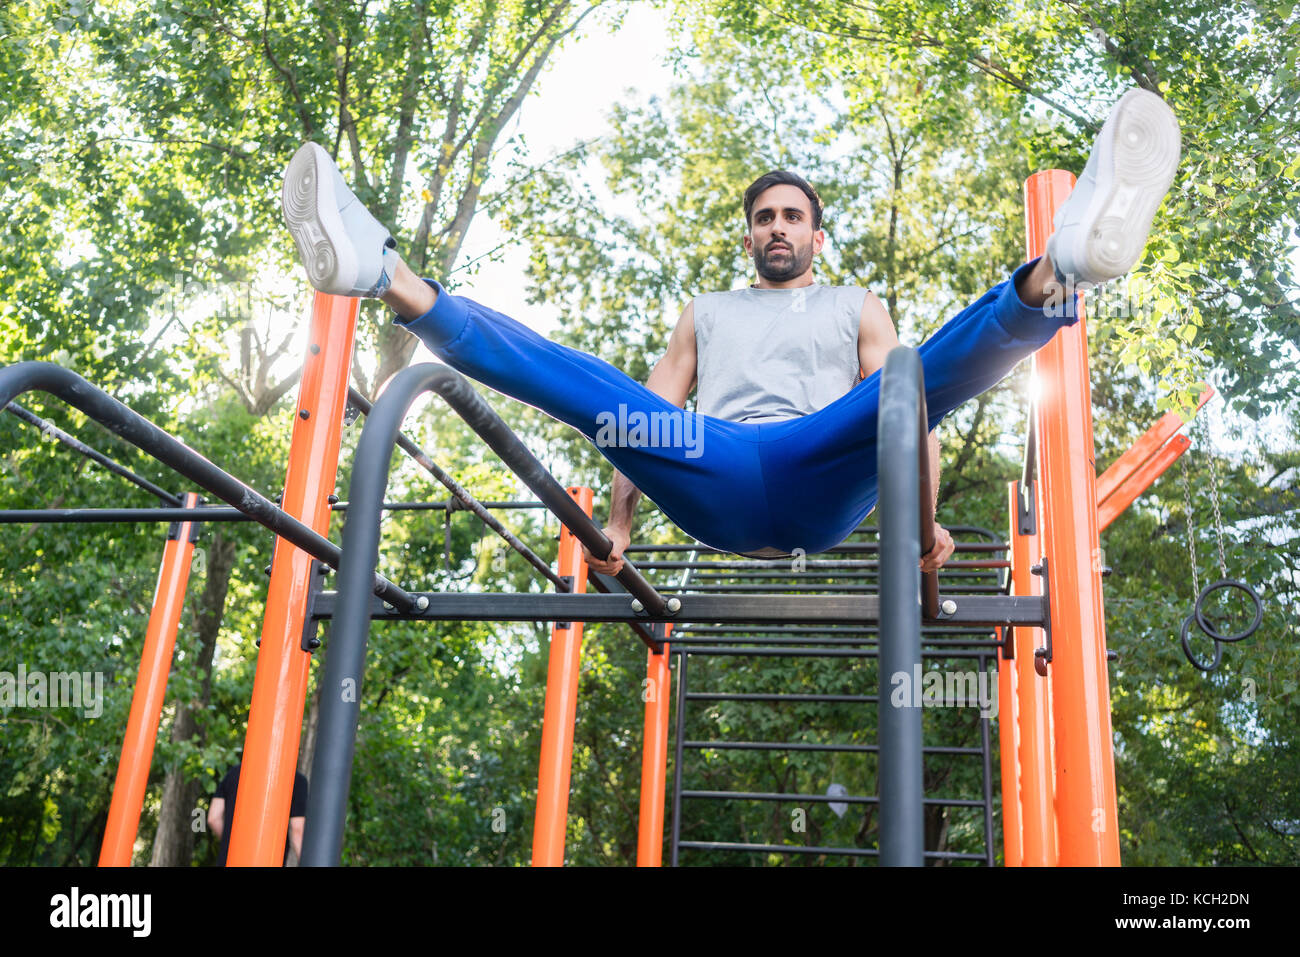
[1204,445,1230,578]
[1179,454,1200,598]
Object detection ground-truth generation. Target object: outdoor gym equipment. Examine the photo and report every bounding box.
[0,167,1245,867]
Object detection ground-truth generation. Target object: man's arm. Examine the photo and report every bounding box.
[584,301,698,576]
[856,292,954,571]
[208,797,225,840]
[288,816,305,859]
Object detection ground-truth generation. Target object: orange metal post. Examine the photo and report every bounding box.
[1026,170,1120,866]
[1008,481,1058,866]
[995,621,1022,867]
[227,292,358,866]
[99,492,201,866]
[531,486,593,867]
[636,628,672,867]
[1096,388,1213,507]
[1098,434,1191,532]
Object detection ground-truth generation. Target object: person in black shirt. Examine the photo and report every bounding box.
[207,762,309,866]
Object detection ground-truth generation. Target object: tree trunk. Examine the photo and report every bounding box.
[149,533,236,866]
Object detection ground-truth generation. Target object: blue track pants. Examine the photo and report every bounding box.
[395,259,1077,556]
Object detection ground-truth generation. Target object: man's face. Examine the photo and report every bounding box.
[743,184,824,283]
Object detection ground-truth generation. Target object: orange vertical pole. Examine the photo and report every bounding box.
[1095,388,1213,507]
[1008,481,1058,866]
[636,627,672,867]
[1098,434,1191,532]
[995,620,1022,867]
[1025,171,1120,866]
[227,291,358,866]
[531,486,593,867]
[98,492,200,866]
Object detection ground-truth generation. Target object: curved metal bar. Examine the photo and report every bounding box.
[303,363,668,866]
[877,346,929,867]
[0,362,416,611]
[346,388,565,591]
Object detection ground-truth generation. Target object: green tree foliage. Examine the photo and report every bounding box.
[697,0,1300,419]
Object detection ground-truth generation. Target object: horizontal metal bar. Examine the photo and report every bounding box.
[0,507,247,524]
[676,645,1001,659]
[625,539,1008,555]
[5,401,181,504]
[0,362,416,611]
[667,635,998,648]
[683,740,874,753]
[679,790,983,805]
[684,692,876,704]
[681,742,983,756]
[677,840,879,857]
[586,570,659,650]
[633,559,1009,572]
[676,625,1000,637]
[0,500,551,525]
[682,790,876,804]
[674,841,986,861]
[309,591,1047,627]
[681,583,1007,594]
[331,499,546,511]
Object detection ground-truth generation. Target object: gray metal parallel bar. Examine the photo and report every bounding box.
[667,636,997,648]
[680,791,986,806]
[345,388,564,590]
[684,692,876,704]
[332,499,545,511]
[585,570,658,650]
[624,539,1008,555]
[681,742,982,755]
[678,840,880,858]
[675,841,986,861]
[0,501,545,525]
[633,559,1008,572]
[0,362,414,610]
[680,583,1006,594]
[676,625,999,636]
[305,363,669,867]
[5,401,182,504]
[308,591,1048,627]
[670,631,995,642]
[673,646,1000,659]
[878,347,927,867]
[684,740,874,754]
[0,507,250,524]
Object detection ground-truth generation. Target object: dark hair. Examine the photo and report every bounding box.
[743,170,824,231]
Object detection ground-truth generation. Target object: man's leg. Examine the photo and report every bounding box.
[383,266,785,554]
[755,87,1182,553]
[281,143,779,553]
[754,257,1078,554]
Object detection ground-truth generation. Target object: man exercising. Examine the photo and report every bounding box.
[280,88,1180,574]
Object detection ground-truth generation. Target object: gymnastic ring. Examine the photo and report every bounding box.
[1193,579,1262,643]
[1180,614,1223,673]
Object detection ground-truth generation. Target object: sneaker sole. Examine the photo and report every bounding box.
[1074,89,1181,280]
[281,143,358,296]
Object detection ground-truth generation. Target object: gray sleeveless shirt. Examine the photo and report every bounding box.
[693,284,868,423]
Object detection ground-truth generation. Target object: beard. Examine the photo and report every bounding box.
[753,238,813,282]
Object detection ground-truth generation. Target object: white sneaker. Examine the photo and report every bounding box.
[281,142,398,297]
[1046,88,1181,285]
